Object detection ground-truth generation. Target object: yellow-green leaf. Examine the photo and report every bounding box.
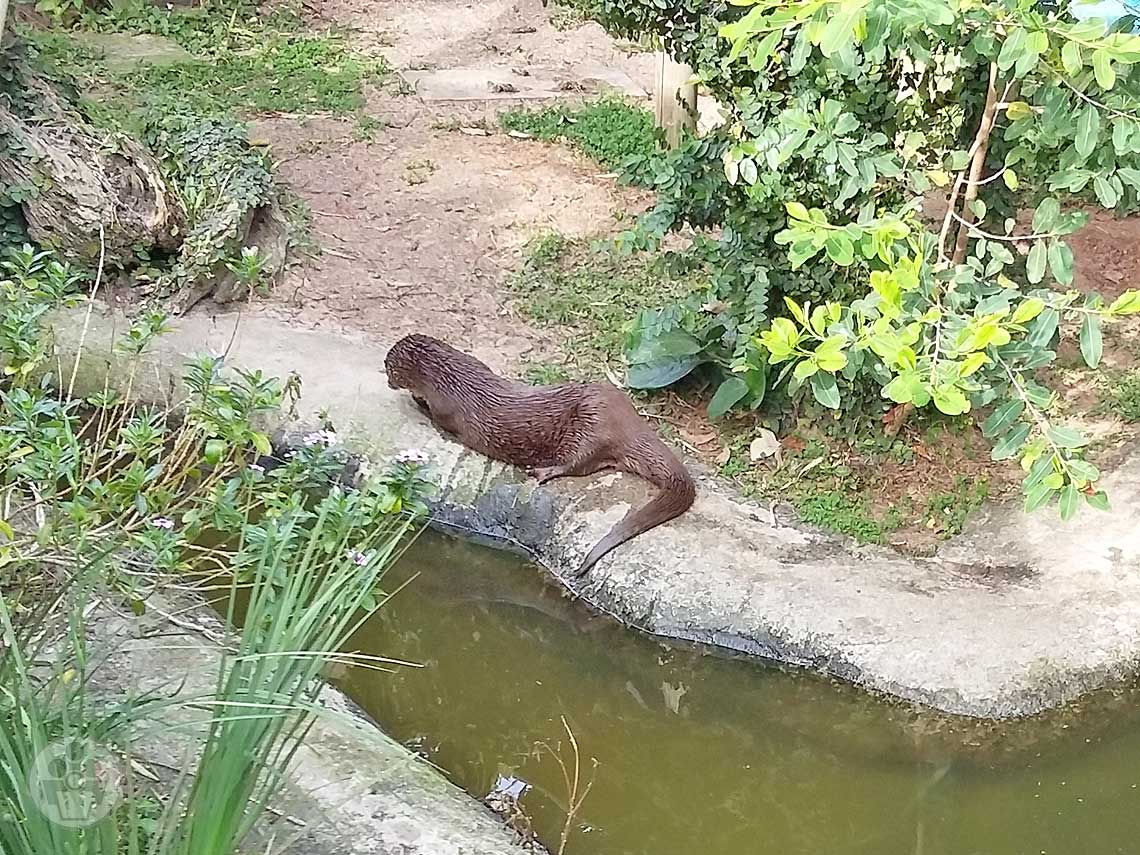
[785,201,810,221]
[1093,48,1117,90]
[1003,168,1019,190]
[1005,101,1034,121]
[1011,297,1046,324]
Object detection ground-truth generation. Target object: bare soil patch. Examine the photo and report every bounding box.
[234,0,653,374]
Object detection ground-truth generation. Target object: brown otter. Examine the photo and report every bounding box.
[384,334,696,576]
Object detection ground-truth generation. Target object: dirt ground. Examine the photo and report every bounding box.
[243,0,655,373]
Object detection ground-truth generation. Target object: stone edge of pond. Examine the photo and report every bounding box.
[86,593,542,855]
[52,306,1140,720]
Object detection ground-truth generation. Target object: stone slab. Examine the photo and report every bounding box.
[403,65,648,101]
[51,307,1140,719]
[73,33,194,72]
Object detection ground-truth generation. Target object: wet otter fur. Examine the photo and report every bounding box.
[384,334,696,575]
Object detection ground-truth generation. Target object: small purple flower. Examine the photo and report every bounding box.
[347,550,368,566]
[151,517,175,530]
[396,448,428,466]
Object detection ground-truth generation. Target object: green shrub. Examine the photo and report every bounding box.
[586,0,1140,518]
[500,97,660,171]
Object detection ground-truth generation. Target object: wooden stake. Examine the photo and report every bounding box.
[653,52,697,148]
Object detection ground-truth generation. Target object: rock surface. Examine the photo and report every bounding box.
[54,307,1140,718]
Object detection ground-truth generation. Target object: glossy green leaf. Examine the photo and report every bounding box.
[932,384,970,415]
[1075,104,1100,159]
[1093,49,1116,90]
[1046,425,1090,449]
[1026,241,1047,283]
[1058,483,1080,521]
[1023,482,1055,512]
[810,372,841,409]
[982,399,1025,438]
[626,355,706,390]
[1080,314,1103,368]
[1048,240,1075,286]
[707,376,750,420]
[1086,490,1111,511]
[1062,40,1084,75]
[991,422,1032,460]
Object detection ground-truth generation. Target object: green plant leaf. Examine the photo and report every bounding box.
[1067,458,1100,484]
[205,438,226,465]
[1047,240,1075,286]
[1075,103,1101,159]
[1062,40,1084,75]
[707,376,750,420]
[1086,490,1110,511]
[1058,482,1080,521]
[1005,101,1033,121]
[739,157,759,184]
[1080,314,1103,368]
[1011,297,1045,324]
[825,233,855,265]
[1046,425,1090,449]
[932,384,970,415]
[992,423,1032,460]
[982,400,1025,438]
[1023,482,1055,512]
[1032,197,1060,232]
[785,201,809,221]
[819,0,866,57]
[1026,241,1047,284]
[810,372,841,409]
[1003,168,1019,190]
[626,355,706,389]
[1027,307,1060,348]
[1093,48,1116,90]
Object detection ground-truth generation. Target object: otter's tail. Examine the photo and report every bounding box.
[577,439,695,575]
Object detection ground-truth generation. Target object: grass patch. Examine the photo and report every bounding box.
[792,490,894,544]
[500,97,659,171]
[510,232,693,371]
[24,0,385,124]
[1099,369,1140,422]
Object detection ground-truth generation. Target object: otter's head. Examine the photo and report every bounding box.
[384,334,440,390]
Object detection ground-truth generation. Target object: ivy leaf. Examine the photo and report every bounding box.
[1026,241,1047,284]
[707,376,750,420]
[810,372,841,409]
[1080,314,1103,368]
[992,423,1032,460]
[1048,240,1074,286]
[1075,104,1100,159]
[1086,490,1110,511]
[982,399,1025,438]
[1046,425,1090,449]
[1058,483,1080,521]
[1093,49,1116,90]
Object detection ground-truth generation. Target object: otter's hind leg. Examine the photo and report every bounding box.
[529,449,614,484]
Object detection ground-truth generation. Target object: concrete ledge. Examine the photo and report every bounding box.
[54,306,1140,718]
[88,594,538,855]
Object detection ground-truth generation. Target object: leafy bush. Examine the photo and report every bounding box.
[0,242,432,854]
[588,0,1140,516]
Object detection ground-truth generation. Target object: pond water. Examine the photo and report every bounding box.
[336,532,1140,855]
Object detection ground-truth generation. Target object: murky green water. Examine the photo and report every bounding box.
[337,532,1140,855]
